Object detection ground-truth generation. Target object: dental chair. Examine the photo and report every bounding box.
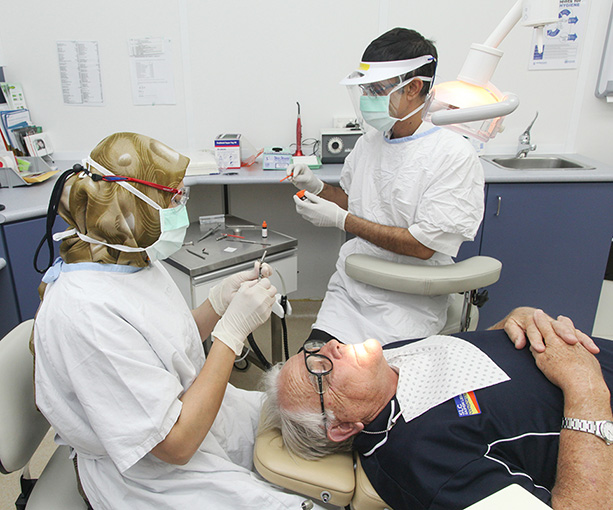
[0,320,87,510]
[254,256,503,509]
[345,254,503,334]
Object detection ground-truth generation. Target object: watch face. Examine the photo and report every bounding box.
[601,421,613,442]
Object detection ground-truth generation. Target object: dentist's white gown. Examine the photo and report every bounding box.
[34,260,321,510]
[313,123,484,344]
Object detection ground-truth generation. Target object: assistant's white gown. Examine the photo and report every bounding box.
[34,260,324,509]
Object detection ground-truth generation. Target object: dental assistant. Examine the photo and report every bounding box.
[287,28,485,345]
[32,132,326,509]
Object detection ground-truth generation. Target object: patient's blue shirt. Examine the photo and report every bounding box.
[353,329,613,510]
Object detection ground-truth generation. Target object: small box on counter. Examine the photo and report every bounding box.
[262,146,292,170]
[214,133,241,170]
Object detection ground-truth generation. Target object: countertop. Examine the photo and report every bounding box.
[478,153,613,183]
[2,154,613,224]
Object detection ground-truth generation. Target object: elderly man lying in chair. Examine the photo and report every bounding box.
[262,308,613,509]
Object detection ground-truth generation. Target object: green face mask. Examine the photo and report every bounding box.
[359,76,432,132]
[146,202,190,261]
[359,95,398,132]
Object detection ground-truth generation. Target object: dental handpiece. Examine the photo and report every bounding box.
[258,250,268,280]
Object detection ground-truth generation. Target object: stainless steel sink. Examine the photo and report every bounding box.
[482,155,594,170]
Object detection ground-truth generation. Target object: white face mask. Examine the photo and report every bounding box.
[359,76,432,132]
[54,158,189,262]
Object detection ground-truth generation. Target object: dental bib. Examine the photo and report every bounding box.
[384,335,510,423]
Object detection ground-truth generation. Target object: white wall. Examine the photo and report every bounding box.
[5,0,610,161]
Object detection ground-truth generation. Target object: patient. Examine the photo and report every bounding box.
[262,308,613,509]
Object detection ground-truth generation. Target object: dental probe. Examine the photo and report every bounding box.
[198,223,221,242]
[223,238,271,246]
[186,248,207,260]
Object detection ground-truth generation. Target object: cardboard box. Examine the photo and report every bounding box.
[214,133,241,170]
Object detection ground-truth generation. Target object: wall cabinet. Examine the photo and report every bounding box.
[457,182,613,333]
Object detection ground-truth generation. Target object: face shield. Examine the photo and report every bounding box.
[340,55,436,132]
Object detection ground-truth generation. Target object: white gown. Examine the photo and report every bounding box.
[34,260,325,510]
[313,123,485,345]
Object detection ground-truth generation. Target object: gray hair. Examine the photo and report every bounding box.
[260,363,354,460]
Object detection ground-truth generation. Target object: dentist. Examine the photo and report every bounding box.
[287,28,485,346]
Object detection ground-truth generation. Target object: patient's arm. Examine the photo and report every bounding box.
[530,311,613,509]
[488,306,599,354]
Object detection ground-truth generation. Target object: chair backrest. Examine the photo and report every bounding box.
[0,320,50,474]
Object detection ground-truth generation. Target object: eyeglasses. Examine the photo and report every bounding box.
[100,175,190,206]
[359,78,400,97]
[302,339,333,430]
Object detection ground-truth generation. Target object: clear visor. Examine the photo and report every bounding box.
[346,75,432,130]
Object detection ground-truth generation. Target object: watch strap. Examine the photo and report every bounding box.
[561,417,613,445]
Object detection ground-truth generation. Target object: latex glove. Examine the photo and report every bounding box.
[286,163,324,195]
[208,261,273,316]
[293,190,348,230]
[212,279,277,355]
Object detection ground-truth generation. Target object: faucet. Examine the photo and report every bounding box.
[515,111,538,158]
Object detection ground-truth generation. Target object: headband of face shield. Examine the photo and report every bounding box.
[53,157,190,262]
[341,55,436,132]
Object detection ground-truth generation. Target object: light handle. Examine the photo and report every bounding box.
[430,93,519,126]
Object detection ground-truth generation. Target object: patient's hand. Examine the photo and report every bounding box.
[489,307,599,354]
[530,310,608,400]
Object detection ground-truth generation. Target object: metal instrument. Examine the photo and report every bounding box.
[258,250,268,280]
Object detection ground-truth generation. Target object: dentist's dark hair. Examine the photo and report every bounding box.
[362,27,437,97]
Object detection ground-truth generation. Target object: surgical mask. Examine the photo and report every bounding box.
[54,158,189,262]
[359,76,432,132]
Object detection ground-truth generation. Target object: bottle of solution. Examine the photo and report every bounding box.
[261,221,268,238]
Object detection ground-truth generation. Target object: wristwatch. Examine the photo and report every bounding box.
[561,417,613,445]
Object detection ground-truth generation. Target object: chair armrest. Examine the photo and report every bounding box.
[253,427,355,506]
[345,255,501,296]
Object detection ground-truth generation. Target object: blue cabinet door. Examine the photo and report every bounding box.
[0,229,20,337]
[3,216,67,321]
[477,182,613,332]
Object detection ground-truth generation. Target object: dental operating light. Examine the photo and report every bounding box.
[422,0,559,142]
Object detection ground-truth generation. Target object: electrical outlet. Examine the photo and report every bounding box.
[333,116,357,129]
